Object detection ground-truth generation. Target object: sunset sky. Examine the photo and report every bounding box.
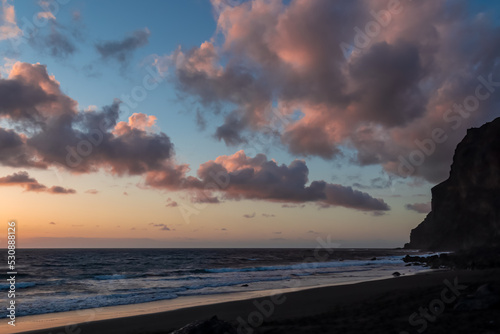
[1,0,499,248]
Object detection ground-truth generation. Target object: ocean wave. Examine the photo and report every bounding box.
[160,275,214,281]
[180,276,286,291]
[12,291,180,318]
[0,282,37,289]
[0,273,31,278]
[204,258,403,274]
[5,249,418,318]
[93,274,128,280]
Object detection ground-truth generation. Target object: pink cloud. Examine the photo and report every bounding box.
[162,0,500,183]
[8,62,78,117]
[0,171,76,194]
[145,150,389,212]
[0,0,22,40]
[1,63,175,175]
[0,60,388,212]
[113,113,158,136]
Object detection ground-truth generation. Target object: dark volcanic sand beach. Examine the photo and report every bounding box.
[14,269,500,334]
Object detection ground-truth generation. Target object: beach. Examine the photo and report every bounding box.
[1,248,427,319]
[6,268,499,334]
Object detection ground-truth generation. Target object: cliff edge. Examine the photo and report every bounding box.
[405,117,500,250]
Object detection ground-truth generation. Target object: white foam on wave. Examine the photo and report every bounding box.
[204,257,405,273]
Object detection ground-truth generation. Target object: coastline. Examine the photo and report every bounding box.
[1,272,411,334]
[6,268,499,334]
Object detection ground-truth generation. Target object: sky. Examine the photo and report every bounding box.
[0,0,499,248]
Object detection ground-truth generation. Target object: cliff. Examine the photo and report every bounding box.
[405,117,500,250]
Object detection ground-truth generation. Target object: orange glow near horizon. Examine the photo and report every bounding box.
[0,167,421,248]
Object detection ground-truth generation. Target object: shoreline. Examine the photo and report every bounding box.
[1,272,415,334]
[5,268,498,334]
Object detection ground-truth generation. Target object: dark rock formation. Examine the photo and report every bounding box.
[403,247,500,269]
[170,315,237,334]
[405,117,500,250]
[403,254,451,269]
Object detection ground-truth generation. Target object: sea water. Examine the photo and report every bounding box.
[0,248,430,317]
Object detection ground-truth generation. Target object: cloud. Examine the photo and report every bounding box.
[165,197,178,207]
[0,57,15,77]
[85,189,99,194]
[0,0,22,40]
[1,62,77,122]
[0,75,59,123]
[195,109,207,130]
[0,171,76,194]
[145,150,389,211]
[37,11,55,21]
[0,62,175,175]
[47,185,76,194]
[262,213,275,218]
[35,104,174,175]
[214,113,248,146]
[352,176,393,189]
[113,113,157,136]
[192,193,220,204]
[24,4,82,59]
[0,170,37,184]
[0,61,387,212]
[405,202,432,214]
[282,203,305,208]
[95,28,150,66]
[243,212,255,218]
[36,27,77,59]
[159,0,500,183]
[49,221,55,225]
[371,211,386,217]
[149,223,171,231]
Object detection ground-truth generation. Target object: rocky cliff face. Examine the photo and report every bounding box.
[405,117,500,250]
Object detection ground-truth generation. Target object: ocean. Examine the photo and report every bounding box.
[0,248,430,318]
